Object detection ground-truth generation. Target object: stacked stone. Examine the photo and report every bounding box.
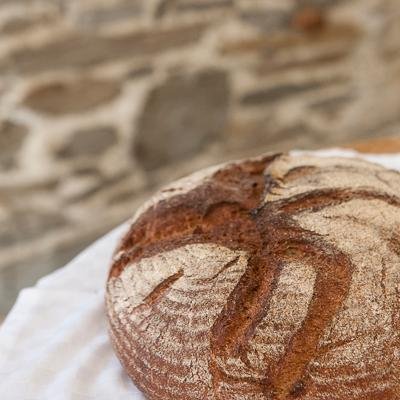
[0,0,400,314]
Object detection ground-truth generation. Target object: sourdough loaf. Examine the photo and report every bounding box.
[106,153,400,400]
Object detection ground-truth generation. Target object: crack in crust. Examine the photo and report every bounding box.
[106,153,400,400]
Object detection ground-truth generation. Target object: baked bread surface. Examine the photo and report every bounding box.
[106,153,400,399]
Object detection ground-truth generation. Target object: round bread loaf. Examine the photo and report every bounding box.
[106,153,400,400]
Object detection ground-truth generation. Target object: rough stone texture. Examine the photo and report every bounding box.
[73,0,144,28]
[0,209,66,247]
[57,126,118,158]
[23,79,121,115]
[1,0,400,316]
[133,70,229,170]
[0,121,28,170]
[0,24,207,74]
[0,8,58,35]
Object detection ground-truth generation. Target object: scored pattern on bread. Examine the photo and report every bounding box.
[106,153,400,399]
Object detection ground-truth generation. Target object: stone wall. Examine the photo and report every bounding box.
[1,0,400,314]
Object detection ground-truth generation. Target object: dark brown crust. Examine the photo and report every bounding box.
[106,153,400,400]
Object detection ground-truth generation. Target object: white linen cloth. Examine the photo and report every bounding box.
[1,149,399,400]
